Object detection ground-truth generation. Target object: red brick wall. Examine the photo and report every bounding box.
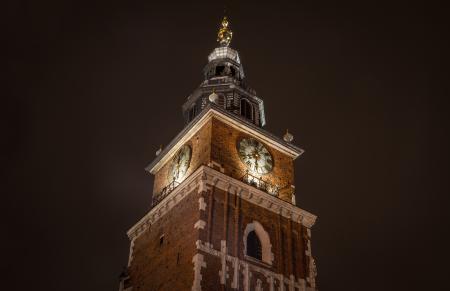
[201,186,309,280]
[153,120,212,196]
[152,117,295,203]
[128,187,201,291]
[129,182,312,291]
[210,118,295,203]
[137,115,310,290]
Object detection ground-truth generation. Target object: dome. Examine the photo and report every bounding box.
[208,47,241,64]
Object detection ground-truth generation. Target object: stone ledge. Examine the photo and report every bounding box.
[146,106,304,174]
[201,166,317,228]
[127,165,317,240]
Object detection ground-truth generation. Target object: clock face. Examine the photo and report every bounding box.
[169,144,192,182]
[237,138,273,175]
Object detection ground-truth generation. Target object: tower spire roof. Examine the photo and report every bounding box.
[217,16,233,47]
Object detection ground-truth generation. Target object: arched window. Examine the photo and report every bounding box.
[240,99,253,121]
[246,231,262,260]
[243,221,273,265]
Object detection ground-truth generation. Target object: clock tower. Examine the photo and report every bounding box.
[120,17,318,291]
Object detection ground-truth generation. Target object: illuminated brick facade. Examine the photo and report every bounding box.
[121,17,317,291]
[152,117,295,204]
[210,118,296,203]
[126,165,317,291]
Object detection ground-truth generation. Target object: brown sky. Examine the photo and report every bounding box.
[3,0,448,290]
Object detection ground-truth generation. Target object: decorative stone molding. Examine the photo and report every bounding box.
[200,166,317,228]
[208,160,225,173]
[219,241,229,284]
[196,239,312,291]
[305,229,317,289]
[256,279,262,291]
[291,185,296,205]
[231,257,239,289]
[198,197,207,211]
[127,168,204,240]
[127,165,317,240]
[147,106,304,174]
[197,181,207,194]
[192,253,206,291]
[267,275,275,291]
[194,220,206,230]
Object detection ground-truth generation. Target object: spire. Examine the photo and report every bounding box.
[217,16,233,47]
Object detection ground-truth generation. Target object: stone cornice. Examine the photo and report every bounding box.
[127,165,205,241]
[127,166,317,241]
[146,104,304,174]
[201,166,317,228]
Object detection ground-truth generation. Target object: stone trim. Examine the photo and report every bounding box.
[305,229,317,289]
[201,167,317,228]
[243,221,274,265]
[127,167,204,240]
[192,253,206,291]
[196,239,315,291]
[219,241,229,284]
[127,166,317,240]
[147,106,304,174]
[194,220,206,230]
[198,197,207,211]
[127,238,135,267]
[208,160,225,173]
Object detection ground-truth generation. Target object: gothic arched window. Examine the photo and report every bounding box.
[243,221,273,265]
[246,231,262,260]
[240,99,253,121]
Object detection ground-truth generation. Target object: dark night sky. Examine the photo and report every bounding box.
[3,0,449,290]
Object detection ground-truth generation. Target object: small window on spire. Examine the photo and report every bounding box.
[240,99,253,121]
[188,105,197,121]
[215,65,225,76]
[218,95,225,108]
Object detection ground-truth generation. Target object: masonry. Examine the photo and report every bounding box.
[152,114,297,204]
[126,166,317,291]
[120,17,318,291]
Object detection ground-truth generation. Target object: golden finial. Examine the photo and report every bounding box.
[217,16,233,47]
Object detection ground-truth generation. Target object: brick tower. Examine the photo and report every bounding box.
[120,16,318,291]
